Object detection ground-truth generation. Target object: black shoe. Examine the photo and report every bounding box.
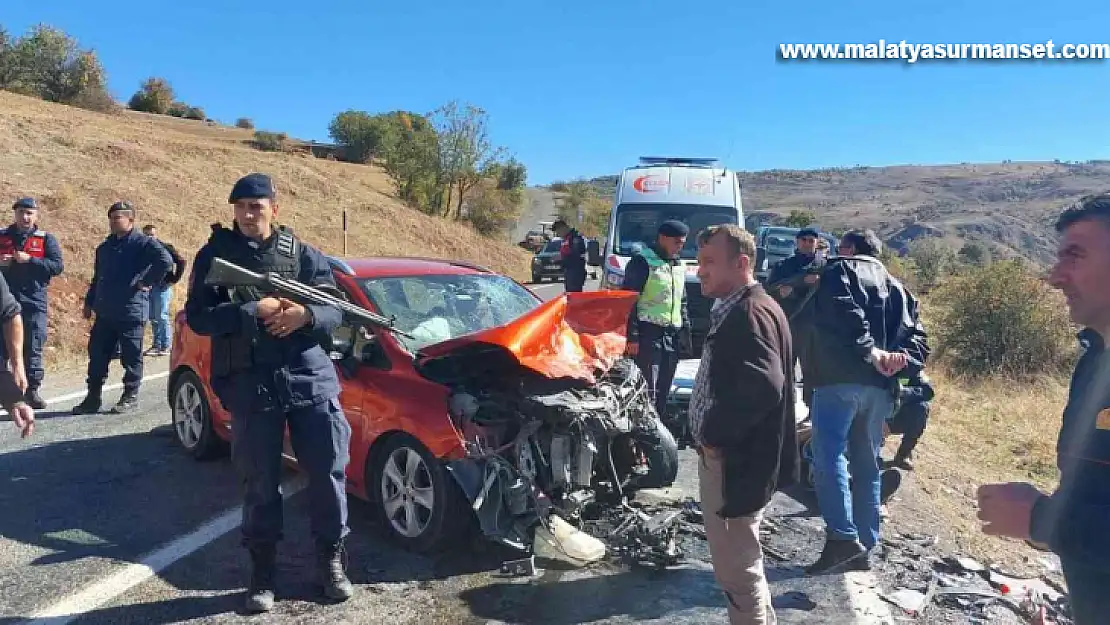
[880,469,902,504]
[805,538,868,575]
[110,390,139,414]
[244,547,277,613]
[72,392,102,415]
[25,388,46,410]
[317,542,354,601]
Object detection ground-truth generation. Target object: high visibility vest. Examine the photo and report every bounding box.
[0,229,47,259]
[636,246,684,328]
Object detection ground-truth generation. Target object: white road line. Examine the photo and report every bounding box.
[19,475,308,625]
[43,371,171,406]
[0,370,170,416]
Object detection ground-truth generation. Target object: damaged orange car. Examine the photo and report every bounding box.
[168,256,679,557]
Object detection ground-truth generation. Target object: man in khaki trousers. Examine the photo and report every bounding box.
[689,224,800,624]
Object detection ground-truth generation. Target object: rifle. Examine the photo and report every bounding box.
[204,257,413,339]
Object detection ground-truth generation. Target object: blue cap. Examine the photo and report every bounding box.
[658,220,689,238]
[797,227,819,239]
[12,197,37,210]
[229,173,276,203]
[108,201,135,215]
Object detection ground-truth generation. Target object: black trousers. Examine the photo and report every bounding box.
[636,322,680,418]
[888,402,929,457]
[791,321,816,407]
[87,316,144,393]
[231,396,352,551]
[564,266,586,292]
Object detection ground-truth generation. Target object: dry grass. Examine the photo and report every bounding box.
[885,365,1068,571]
[0,91,532,372]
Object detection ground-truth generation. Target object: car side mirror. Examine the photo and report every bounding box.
[356,327,390,369]
[329,325,355,361]
[587,239,601,266]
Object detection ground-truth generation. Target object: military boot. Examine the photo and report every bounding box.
[25,387,47,410]
[71,387,102,415]
[244,546,277,613]
[317,541,354,601]
[110,389,139,414]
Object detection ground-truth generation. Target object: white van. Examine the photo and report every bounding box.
[586,156,745,357]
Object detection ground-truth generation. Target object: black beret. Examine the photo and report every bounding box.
[797,227,820,239]
[12,197,37,210]
[658,220,689,238]
[108,201,135,215]
[229,173,276,203]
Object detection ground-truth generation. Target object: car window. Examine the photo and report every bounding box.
[542,239,562,253]
[359,273,541,352]
[612,204,738,260]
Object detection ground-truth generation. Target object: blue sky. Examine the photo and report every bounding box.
[5,0,1110,185]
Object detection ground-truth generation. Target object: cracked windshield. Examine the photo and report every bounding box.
[359,275,540,351]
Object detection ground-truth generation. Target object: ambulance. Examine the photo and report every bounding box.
[587,156,745,358]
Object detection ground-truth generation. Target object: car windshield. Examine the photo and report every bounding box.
[613,204,738,260]
[358,274,541,352]
[542,238,562,253]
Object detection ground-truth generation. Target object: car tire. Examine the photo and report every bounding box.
[170,370,226,461]
[532,270,542,284]
[367,432,471,553]
[633,417,680,489]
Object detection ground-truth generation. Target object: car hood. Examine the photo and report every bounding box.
[413,290,638,387]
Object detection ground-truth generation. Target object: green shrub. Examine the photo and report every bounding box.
[930,259,1076,378]
[127,77,174,114]
[253,130,287,152]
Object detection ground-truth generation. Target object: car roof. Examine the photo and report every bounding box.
[334,256,494,279]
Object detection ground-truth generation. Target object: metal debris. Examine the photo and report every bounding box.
[498,556,538,577]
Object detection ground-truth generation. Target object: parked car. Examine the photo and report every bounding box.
[168,255,678,556]
[531,237,564,283]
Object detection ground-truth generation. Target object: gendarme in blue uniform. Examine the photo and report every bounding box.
[1030,328,1110,624]
[74,202,172,415]
[0,197,64,408]
[183,172,353,612]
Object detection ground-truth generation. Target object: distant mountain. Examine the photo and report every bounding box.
[544,160,1110,266]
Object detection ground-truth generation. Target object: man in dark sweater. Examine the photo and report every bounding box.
[689,223,799,624]
[978,193,1110,625]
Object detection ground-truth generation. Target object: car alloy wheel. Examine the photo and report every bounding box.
[170,370,225,460]
[380,445,436,539]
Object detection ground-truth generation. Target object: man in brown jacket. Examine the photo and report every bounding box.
[689,224,799,624]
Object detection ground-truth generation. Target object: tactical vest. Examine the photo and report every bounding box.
[0,229,47,259]
[207,223,300,376]
[636,246,685,328]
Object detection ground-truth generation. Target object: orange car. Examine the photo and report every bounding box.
[167,256,678,554]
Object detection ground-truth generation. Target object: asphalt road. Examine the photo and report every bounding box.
[0,284,895,625]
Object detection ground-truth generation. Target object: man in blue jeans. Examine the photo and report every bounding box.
[804,229,928,575]
[141,225,186,356]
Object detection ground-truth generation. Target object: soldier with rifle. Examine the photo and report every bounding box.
[765,228,826,406]
[184,173,355,613]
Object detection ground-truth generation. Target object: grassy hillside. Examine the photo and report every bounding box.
[0,91,532,371]
[558,159,1110,265]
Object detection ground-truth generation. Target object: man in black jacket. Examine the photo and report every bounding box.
[978,193,1110,624]
[553,219,588,292]
[141,225,187,356]
[805,229,929,575]
[689,224,798,624]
